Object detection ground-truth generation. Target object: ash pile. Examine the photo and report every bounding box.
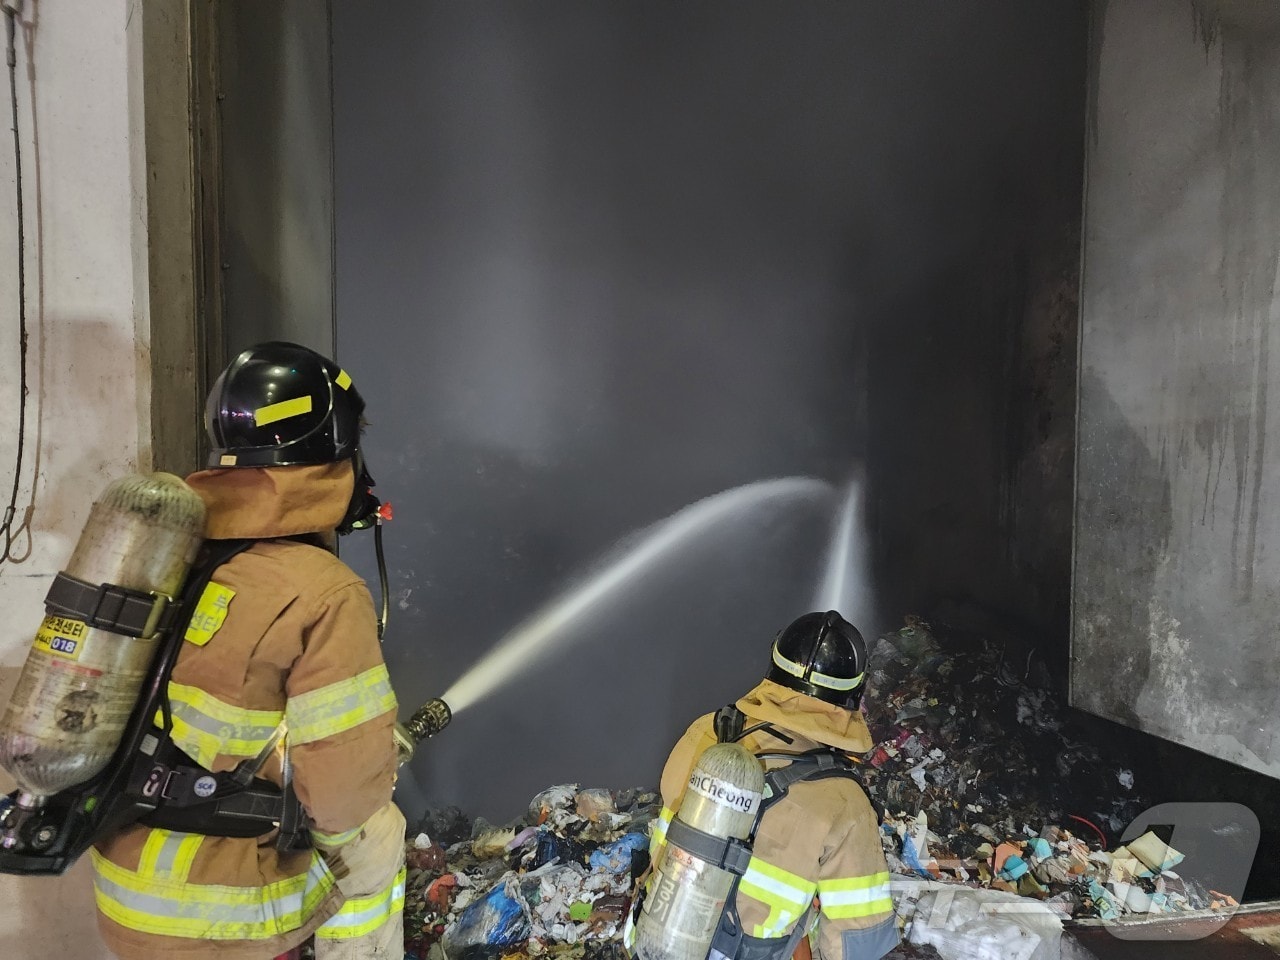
[403,785,655,960]
[864,617,1238,927]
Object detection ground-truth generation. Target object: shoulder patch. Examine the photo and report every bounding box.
[185,581,236,646]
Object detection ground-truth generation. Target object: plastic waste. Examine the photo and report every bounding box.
[441,877,531,954]
[588,833,648,874]
[908,887,1062,960]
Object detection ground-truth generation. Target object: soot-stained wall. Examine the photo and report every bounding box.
[332,1,1087,818]
[1074,0,1280,779]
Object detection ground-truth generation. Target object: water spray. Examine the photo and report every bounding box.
[814,475,874,626]
[440,476,834,714]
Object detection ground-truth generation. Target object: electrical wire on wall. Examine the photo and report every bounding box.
[0,0,29,565]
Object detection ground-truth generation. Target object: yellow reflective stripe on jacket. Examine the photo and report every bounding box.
[161,682,283,769]
[312,824,362,847]
[137,830,203,883]
[315,866,406,940]
[816,871,894,919]
[649,807,673,859]
[739,856,818,938]
[286,665,397,745]
[90,848,335,941]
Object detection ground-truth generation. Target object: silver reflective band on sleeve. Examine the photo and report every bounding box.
[286,665,398,745]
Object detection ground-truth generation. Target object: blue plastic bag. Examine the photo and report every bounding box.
[589,832,648,873]
[442,878,531,952]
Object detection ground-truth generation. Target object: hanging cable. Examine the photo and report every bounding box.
[0,0,29,564]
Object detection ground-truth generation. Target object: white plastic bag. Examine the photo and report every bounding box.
[907,887,1063,960]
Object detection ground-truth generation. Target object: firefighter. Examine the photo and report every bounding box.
[647,611,898,960]
[91,343,405,960]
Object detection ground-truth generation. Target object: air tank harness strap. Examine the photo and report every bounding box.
[715,704,747,743]
[44,571,176,639]
[757,750,845,801]
[664,819,753,877]
[135,740,310,847]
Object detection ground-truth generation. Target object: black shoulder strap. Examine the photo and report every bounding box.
[753,748,868,827]
[151,539,254,736]
[714,704,746,743]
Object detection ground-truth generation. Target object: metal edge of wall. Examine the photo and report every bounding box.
[1066,0,1104,709]
[191,0,227,453]
[140,0,220,477]
[326,0,337,361]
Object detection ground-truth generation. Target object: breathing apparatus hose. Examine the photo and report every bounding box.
[375,517,389,640]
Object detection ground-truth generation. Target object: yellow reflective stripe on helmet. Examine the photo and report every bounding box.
[740,857,817,911]
[335,369,353,390]
[286,665,398,745]
[817,871,893,919]
[315,866,406,940]
[138,830,203,883]
[90,848,335,940]
[160,683,283,769]
[254,395,314,427]
[771,646,865,692]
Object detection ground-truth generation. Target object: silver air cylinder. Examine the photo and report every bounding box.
[0,474,205,807]
[634,741,766,960]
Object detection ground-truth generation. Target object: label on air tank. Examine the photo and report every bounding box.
[32,616,88,661]
[686,773,761,815]
[6,621,148,740]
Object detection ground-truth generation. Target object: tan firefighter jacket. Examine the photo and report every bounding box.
[649,680,898,960]
[92,461,402,960]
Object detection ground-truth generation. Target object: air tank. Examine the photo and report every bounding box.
[633,741,765,960]
[0,473,205,811]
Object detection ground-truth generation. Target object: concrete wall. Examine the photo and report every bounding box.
[1073,0,1280,779]
[0,1,151,956]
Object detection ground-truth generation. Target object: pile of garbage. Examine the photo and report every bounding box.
[403,785,657,960]
[400,616,1240,960]
[862,617,1236,924]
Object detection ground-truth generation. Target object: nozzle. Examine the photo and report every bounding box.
[393,698,451,765]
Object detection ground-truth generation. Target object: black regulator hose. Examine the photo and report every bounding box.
[374,518,389,640]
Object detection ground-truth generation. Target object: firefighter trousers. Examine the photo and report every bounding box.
[315,803,407,960]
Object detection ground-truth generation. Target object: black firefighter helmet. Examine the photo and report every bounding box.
[204,341,380,533]
[766,610,869,710]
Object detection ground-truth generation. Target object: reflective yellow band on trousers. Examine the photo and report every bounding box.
[159,683,283,769]
[286,664,398,745]
[316,866,407,940]
[137,830,203,884]
[90,848,335,940]
[817,871,894,919]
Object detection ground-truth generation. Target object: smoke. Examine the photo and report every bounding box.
[334,0,1086,817]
